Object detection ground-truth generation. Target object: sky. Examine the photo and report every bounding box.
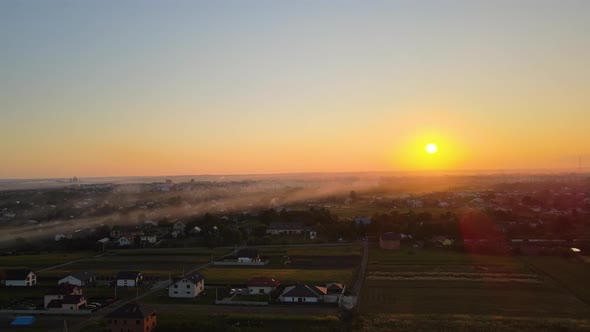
[1,0,589,178]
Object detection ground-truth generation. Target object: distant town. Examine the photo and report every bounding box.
[0,172,589,331]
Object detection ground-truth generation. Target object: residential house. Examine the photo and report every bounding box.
[105,302,157,332]
[58,271,96,287]
[236,248,261,263]
[118,237,132,247]
[44,283,83,308]
[173,221,186,233]
[279,284,327,303]
[140,235,158,245]
[379,232,401,250]
[247,277,280,295]
[324,283,344,303]
[47,295,87,311]
[116,271,143,287]
[266,222,317,240]
[3,270,36,286]
[169,271,205,298]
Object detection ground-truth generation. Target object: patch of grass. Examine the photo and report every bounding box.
[201,267,353,285]
[358,314,590,332]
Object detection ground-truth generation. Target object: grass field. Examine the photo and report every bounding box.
[357,314,590,332]
[361,246,590,318]
[201,267,354,285]
[0,252,95,270]
[203,244,360,285]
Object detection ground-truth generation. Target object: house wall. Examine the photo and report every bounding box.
[5,273,36,286]
[108,314,157,332]
[169,279,204,298]
[117,279,137,287]
[248,286,273,295]
[280,296,319,303]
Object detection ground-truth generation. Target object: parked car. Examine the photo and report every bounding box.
[237,289,243,295]
[229,289,236,295]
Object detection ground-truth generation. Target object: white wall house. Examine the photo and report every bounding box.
[4,270,36,287]
[58,271,96,287]
[236,248,261,263]
[169,272,205,298]
[116,271,142,287]
[118,237,132,246]
[278,284,327,303]
[247,277,280,295]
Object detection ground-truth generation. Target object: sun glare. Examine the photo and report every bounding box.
[426,143,438,154]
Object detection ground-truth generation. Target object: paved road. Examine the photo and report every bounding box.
[348,240,368,309]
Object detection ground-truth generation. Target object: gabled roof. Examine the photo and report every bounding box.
[380,232,402,241]
[116,271,141,280]
[281,284,327,298]
[47,283,81,295]
[62,295,85,304]
[236,248,260,258]
[247,277,280,288]
[326,283,344,291]
[176,271,204,285]
[4,269,34,280]
[106,302,155,319]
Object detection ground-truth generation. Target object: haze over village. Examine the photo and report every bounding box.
[1,0,589,331]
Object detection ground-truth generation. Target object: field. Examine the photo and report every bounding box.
[357,314,590,332]
[202,244,361,285]
[361,246,590,319]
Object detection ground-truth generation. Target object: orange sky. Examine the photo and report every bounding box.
[1,1,589,178]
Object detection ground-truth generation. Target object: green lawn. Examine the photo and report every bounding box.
[522,256,590,304]
[201,267,353,285]
[0,252,95,271]
[358,314,590,332]
[361,247,590,318]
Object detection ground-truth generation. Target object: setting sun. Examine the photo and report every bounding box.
[426,143,438,154]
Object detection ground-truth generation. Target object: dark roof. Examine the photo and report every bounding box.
[47,300,63,309]
[380,232,402,241]
[247,277,280,288]
[236,248,260,258]
[281,284,326,298]
[62,295,85,304]
[47,283,80,295]
[177,271,204,284]
[106,302,155,319]
[326,283,344,291]
[4,269,33,280]
[69,271,95,281]
[116,271,141,280]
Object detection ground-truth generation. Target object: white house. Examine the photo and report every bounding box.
[117,237,132,247]
[173,221,186,233]
[58,271,96,287]
[44,283,83,308]
[169,271,205,298]
[278,284,327,303]
[140,235,158,244]
[47,295,87,311]
[236,248,261,263]
[116,271,142,287]
[266,222,317,240]
[247,277,280,295]
[4,270,36,287]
